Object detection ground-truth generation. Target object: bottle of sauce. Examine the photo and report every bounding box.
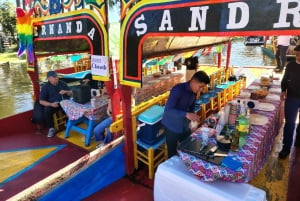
[231,120,240,151]
[238,102,249,136]
[228,101,238,129]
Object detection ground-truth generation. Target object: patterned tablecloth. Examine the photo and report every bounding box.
[134,73,184,105]
[60,95,109,121]
[178,81,284,182]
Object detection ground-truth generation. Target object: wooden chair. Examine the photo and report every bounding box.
[74,58,91,72]
[227,85,234,101]
[53,110,67,131]
[200,99,214,121]
[240,77,246,90]
[74,60,84,72]
[132,113,167,179]
[219,88,228,108]
[210,93,220,112]
[233,81,241,97]
[135,137,167,179]
[82,58,91,70]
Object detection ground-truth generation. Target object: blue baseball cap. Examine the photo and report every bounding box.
[47,71,57,78]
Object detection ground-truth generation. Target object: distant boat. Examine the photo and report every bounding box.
[244,36,265,46]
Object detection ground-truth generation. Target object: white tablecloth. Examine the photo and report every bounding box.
[154,156,266,201]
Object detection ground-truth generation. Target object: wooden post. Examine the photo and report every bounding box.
[27,58,40,101]
[226,41,232,70]
[119,85,135,175]
[217,52,222,67]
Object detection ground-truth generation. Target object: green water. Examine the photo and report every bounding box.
[0,62,33,119]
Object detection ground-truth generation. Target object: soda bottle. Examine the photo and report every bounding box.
[238,102,249,136]
[231,120,240,151]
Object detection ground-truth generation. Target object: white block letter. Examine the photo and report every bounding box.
[188,6,209,31]
[41,25,46,35]
[226,2,249,29]
[76,21,82,33]
[49,24,54,35]
[57,24,63,34]
[135,14,147,37]
[159,10,173,31]
[66,22,72,34]
[88,27,95,40]
[274,0,300,28]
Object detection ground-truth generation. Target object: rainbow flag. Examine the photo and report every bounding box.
[16,8,34,63]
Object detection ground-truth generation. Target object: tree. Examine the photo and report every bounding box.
[0,2,17,43]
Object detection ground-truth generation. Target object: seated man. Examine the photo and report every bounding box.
[94,96,135,148]
[39,71,72,137]
[94,99,113,148]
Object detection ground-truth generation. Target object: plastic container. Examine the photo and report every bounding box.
[137,105,165,145]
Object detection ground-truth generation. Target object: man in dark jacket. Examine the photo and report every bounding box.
[162,71,210,158]
[39,71,72,137]
[279,45,300,159]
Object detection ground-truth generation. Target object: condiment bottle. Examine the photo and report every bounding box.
[238,103,249,136]
[230,119,240,151]
[228,101,238,129]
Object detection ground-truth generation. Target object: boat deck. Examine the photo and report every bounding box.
[0,130,88,200]
[1,121,300,201]
[0,68,300,201]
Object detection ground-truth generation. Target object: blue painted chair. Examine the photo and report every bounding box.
[64,117,97,146]
[135,136,167,179]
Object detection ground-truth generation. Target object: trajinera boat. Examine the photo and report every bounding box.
[1,0,300,201]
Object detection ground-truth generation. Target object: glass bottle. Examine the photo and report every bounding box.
[231,120,240,151]
[238,103,249,136]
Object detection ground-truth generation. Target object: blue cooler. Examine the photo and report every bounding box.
[137,105,165,145]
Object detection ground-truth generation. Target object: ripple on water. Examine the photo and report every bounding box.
[0,62,33,119]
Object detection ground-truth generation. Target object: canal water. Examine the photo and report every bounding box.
[0,39,276,119]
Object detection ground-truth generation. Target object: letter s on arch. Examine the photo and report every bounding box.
[135,14,147,37]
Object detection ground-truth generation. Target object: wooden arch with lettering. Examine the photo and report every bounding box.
[28,9,109,101]
[120,0,300,88]
[33,9,108,56]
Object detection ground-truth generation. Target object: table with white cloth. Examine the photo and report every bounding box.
[154,156,267,201]
[178,80,284,182]
[60,95,109,146]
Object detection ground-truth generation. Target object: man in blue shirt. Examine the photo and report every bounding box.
[162,71,210,158]
[39,71,72,137]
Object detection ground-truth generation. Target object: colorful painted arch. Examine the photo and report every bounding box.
[33,9,109,56]
[120,0,300,87]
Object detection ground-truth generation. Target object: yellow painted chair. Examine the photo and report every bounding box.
[227,85,234,101]
[53,110,67,131]
[233,81,241,97]
[219,88,228,108]
[135,137,167,179]
[133,112,167,179]
[200,100,213,121]
[210,93,220,112]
